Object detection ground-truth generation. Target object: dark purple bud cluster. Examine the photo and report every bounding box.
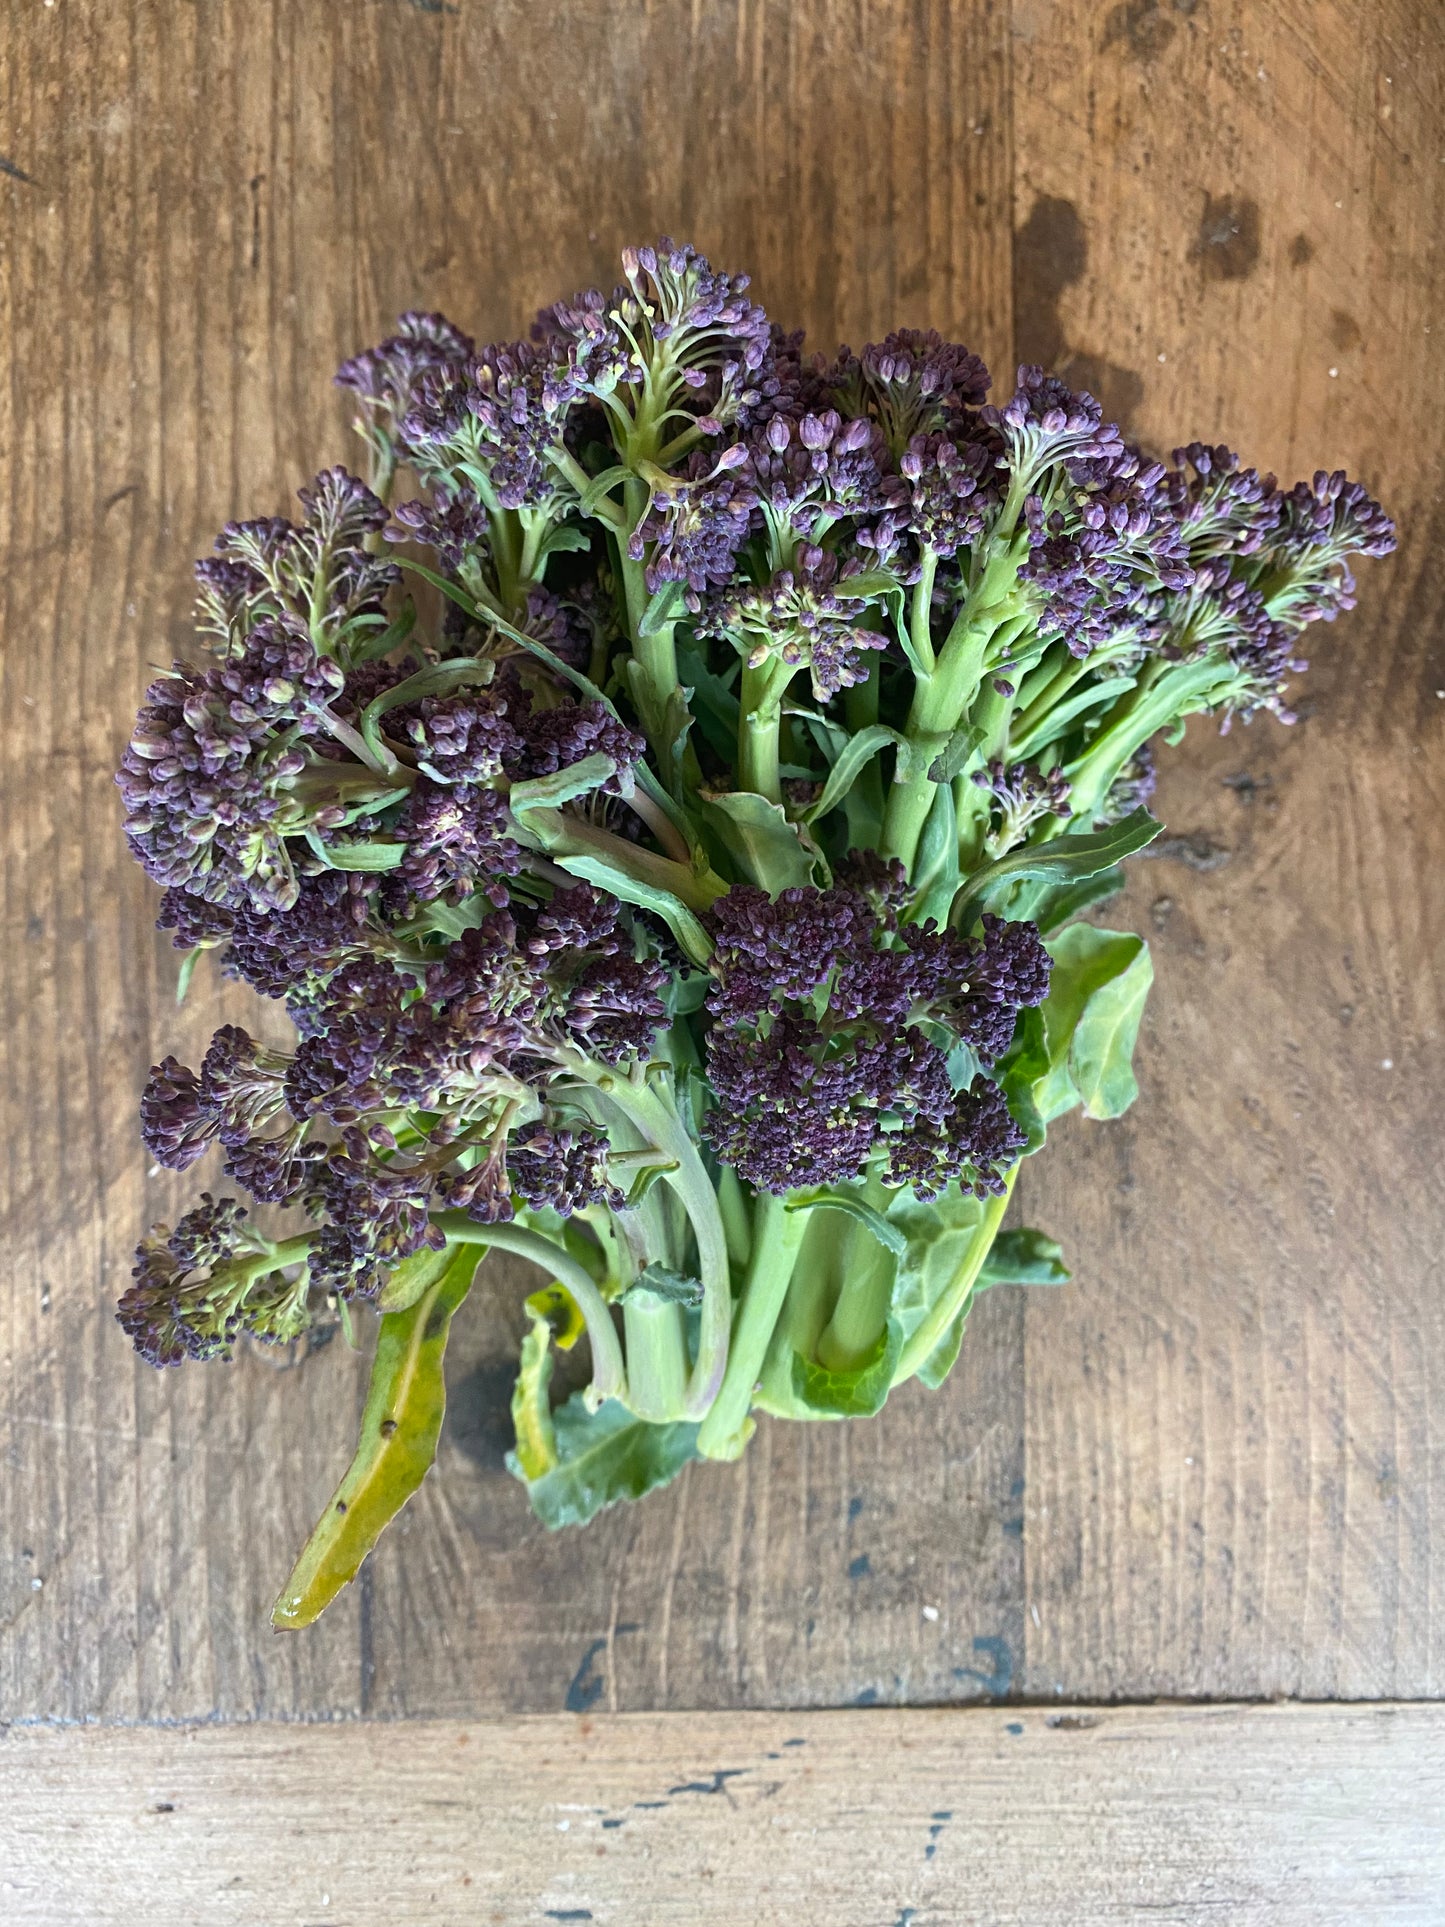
[335,311,477,474]
[894,431,1000,557]
[116,1194,308,1367]
[699,548,891,700]
[983,366,1125,485]
[121,882,669,1361]
[117,630,346,913]
[702,884,1048,1195]
[195,468,398,651]
[388,485,490,570]
[618,239,771,374]
[1021,449,1193,658]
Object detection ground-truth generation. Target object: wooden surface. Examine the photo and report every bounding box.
[4,1703,1444,1926]
[1,0,1441,1726]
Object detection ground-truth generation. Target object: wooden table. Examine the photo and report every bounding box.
[2,1,1442,1919]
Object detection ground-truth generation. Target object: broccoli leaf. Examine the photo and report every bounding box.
[1028,863,1128,935]
[272,1244,481,1629]
[510,1315,558,1481]
[509,1393,699,1529]
[702,789,819,892]
[1069,939,1153,1117]
[1035,925,1153,1121]
[885,1186,989,1353]
[949,808,1161,932]
[801,723,909,826]
[787,1187,908,1257]
[790,1315,903,1417]
[914,1304,969,1391]
[977,1228,1070,1288]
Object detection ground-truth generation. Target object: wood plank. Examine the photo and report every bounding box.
[0,0,1023,1720]
[1011,0,1445,1699]
[3,1703,1444,1925]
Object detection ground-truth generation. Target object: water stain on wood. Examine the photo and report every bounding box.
[1192,193,1261,279]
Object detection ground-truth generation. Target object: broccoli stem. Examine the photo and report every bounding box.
[737,655,795,803]
[814,1180,896,1372]
[890,1173,1016,1385]
[621,1293,691,1421]
[585,1070,733,1421]
[881,554,1029,875]
[618,476,693,792]
[433,1213,627,1407]
[696,1192,812,1459]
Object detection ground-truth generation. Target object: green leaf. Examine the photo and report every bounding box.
[510,1315,558,1482]
[702,790,817,892]
[927,720,986,786]
[375,1243,452,1314]
[914,1304,969,1391]
[884,1186,989,1352]
[508,752,618,818]
[538,522,591,558]
[1069,935,1153,1118]
[801,724,908,825]
[977,1228,1070,1289]
[911,779,960,932]
[304,831,407,872]
[639,580,684,637]
[788,1188,908,1258]
[508,1393,699,1529]
[396,557,615,711]
[552,850,713,966]
[790,1315,902,1418]
[625,1263,703,1308]
[579,463,631,516]
[1030,864,1127,935]
[676,641,741,768]
[949,808,1161,933]
[359,656,490,759]
[1034,924,1152,1122]
[349,599,417,665]
[272,1244,481,1629]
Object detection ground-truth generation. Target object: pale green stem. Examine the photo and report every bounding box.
[696,1193,812,1460]
[434,1213,627,1406]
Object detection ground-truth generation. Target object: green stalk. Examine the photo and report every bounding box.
[814,1197,896,1372]
[585,1070,733,1422]
[737,656,795,803]
[891,1172,1016,1385]
[1064,656,1222,818]
[434,1213,627,1406]
[696,1193,812,1460]
[621,1293,690,1421]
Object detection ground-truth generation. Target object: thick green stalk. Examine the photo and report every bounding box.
[621,1293,690,1421]
[696,1193,812,1460]
[585,1070,733,1421]
[1064,656,1221,819]
[815,1200,896,1372]
[891,1173,1015,1385]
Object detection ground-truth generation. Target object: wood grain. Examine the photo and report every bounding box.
[4,1703,1444,1925]
[0,0,1440,1725]
[1012,0,1445,1700]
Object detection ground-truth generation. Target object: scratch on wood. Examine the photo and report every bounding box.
[0,155,38,187]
